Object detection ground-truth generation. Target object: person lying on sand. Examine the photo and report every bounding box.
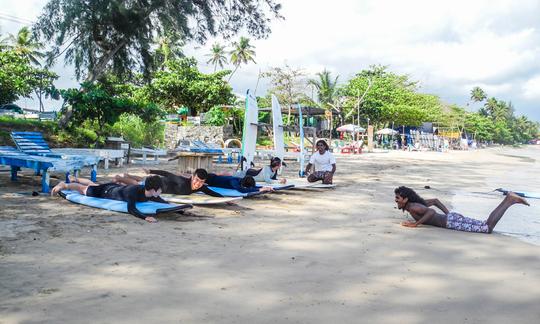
[304,139,336,184]
[51,175,166,223]
[233,156,287,184]
[206,173,274,194]
[394,186,530,233]
[113,168,222,197]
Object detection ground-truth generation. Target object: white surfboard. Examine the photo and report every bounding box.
[162,194,243,205]
[241,91,259,171]
[271,94,285,162]
[298,103,305,177]
[285,179,337,189]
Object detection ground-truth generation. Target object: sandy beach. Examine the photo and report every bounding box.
[1,147,540,324]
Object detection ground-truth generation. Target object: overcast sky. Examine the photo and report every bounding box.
[1,0,539,121]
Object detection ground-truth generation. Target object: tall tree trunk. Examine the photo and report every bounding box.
[85,39,129,83]
[227,64,240,82]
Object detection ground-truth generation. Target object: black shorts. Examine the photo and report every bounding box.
[86,183,119,198]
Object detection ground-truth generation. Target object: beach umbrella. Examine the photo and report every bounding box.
[337,124,365,133]
[376,128,398,135]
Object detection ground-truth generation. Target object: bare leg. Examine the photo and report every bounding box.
[113,174,140,186]
[51,182,90,196]
[69,175,97,186]
[486,192,529,233]
[307,174,319,183]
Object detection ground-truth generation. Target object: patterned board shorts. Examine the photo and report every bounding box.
[446,212,489,233]
[309,171,333,184]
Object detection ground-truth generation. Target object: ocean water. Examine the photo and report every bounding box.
[451,145,540,245]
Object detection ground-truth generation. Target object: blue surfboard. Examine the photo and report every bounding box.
[496,188,540,199]
[59,190,191,214]
[206,184,295,197]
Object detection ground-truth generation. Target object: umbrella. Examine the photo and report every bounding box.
[336,124,366,133]
[376,128,398,135]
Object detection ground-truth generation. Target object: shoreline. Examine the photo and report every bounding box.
[1,146,540,323]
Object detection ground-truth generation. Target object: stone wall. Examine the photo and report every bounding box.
[164,124,235,149]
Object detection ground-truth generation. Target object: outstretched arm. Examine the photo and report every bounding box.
[401,204,436,227]
[424,198,449,215]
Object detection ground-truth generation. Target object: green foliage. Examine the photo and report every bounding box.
[204,106,226,126]
[35,0,281,82]
[60,81,165,140]
[0,50,58,105]
[308,69,339,108]
[229,37,257,81]
[144,57,234,115]
[111,113,164,147]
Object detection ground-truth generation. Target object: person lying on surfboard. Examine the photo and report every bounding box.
[233,157,287,184]
[113,168,223,197]
[305,139,336,184]
[51,176,166,223]
[206,174,274,193]
[395,186,530,233]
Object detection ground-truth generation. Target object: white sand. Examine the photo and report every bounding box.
[1,147,539,323]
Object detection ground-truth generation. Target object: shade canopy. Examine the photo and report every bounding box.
[376,128,398,135]
[337,124,366,133]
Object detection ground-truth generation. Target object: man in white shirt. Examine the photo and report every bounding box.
[304,139,336,184]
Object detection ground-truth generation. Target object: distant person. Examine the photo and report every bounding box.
[206,173,274,194]
[114,168,222,197]
[394,186,529,233]
[51,176,166,223]
[234,157,287,184]
[304,139,336,184]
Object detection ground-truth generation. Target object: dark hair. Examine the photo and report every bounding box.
[394,186,426,210]
[240,176,256,188]
[193,168,208,180]
[316,139,329,151]
[270,157,282,168]
[145,175,163,191]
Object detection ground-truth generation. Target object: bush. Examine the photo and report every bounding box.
[111,113,165,148]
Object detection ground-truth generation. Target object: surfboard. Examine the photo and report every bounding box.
[298,103,305,177]
[284,179,336,189]
[257,183,296,190]
[59,190,191,214]
[161,194,243,205]
[495,188,540,199]
[241,91,259,171]
[271,94,285,161]
[207,186,263,197]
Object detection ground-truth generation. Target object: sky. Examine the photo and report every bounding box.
[1,0,539,121]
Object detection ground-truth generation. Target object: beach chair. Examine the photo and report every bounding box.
[10,131,99,181]
[0,146,87,193]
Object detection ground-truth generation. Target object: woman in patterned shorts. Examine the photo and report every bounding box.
[394,186,529,233]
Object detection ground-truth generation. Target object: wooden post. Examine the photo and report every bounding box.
[368,125,374,153]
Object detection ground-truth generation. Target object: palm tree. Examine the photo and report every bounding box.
[308,69,339,108]
[7,27,44,65]
[470,86,487,103]
[206,43,228,72]
[228,37,256,81]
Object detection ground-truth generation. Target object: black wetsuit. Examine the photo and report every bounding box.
[206,173,259,193]
[86,183,167,220]
[148,170,222,197]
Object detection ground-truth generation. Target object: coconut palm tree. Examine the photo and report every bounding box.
[7,27,44,65]
[470,86,487,103]
[308,69,339,108]
[228,37,256,81]
[206,42,228,72]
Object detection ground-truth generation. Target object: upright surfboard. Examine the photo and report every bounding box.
[271,94,285,161]
[241,90,259,171]
[298,104,305,177]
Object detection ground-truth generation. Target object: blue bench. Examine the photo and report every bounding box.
[10,131,98,181]
[0,146,88,193]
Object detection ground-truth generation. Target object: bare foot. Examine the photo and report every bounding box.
[51,182,68,196]
[507,192,530,206]
[68,175,78,183]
